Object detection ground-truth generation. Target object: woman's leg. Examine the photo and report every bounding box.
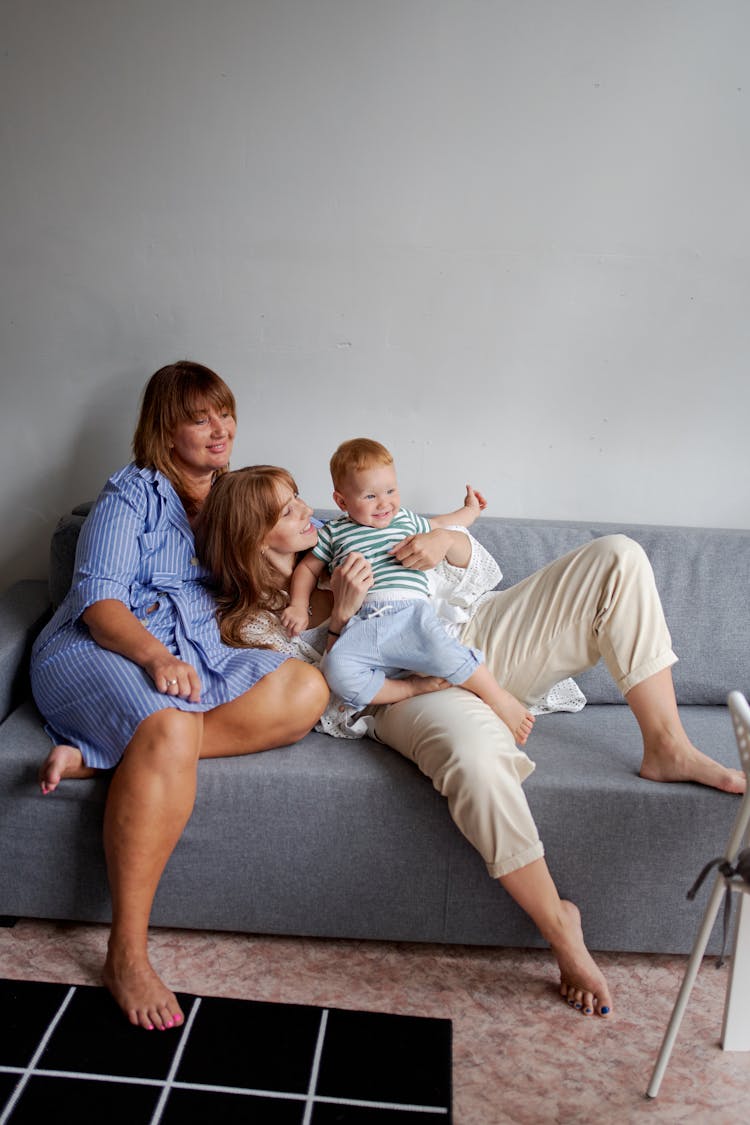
[465,533,743,793]
[372,688,612,1014]
[38,661,327,784]
[628,668,745,792]
[500,860,612,1015]
[465,534,675,702]
[200,660,328,757]
[103,709,201,1031]
[102,661,327,1030]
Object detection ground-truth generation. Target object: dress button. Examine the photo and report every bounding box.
[190,556,199,565]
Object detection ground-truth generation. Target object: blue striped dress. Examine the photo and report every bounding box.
[31,463,289,769]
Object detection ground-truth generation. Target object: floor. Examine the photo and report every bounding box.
[1,919,749,1124]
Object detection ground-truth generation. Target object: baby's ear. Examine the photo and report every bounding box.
[332,490,348,513]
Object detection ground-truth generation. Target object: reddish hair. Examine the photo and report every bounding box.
[133,361,236,513]
[195,465,298,647]
[329,437,393,490]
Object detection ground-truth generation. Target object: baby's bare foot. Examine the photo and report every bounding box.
[103,948,184,1031]
[552,901,612,1017]
[494,694,535,746]
[38,745,96,794]
[514,712,535,746]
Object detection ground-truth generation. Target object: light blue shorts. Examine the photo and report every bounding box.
[321,598,483,709]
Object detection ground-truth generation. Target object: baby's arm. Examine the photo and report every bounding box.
[281,553,327,636]
[430,484,487,530]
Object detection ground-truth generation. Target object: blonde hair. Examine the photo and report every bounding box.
[133,361,236,514]
[194,465,298,647]
[329,438,393,490]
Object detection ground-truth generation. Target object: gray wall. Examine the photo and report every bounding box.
[2,0,749,591]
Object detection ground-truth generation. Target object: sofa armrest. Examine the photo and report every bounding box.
[0,579,51,722]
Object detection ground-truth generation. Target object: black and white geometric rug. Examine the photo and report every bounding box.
[0,978,452,1123]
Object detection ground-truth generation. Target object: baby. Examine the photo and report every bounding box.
[282,438,534,745]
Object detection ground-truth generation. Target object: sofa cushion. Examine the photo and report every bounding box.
[49,503,93,609]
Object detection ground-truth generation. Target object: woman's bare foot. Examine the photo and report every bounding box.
[103,946,184,1031]
[550,901,612,1017]
[640,730,745,794]
[38,745,97,794]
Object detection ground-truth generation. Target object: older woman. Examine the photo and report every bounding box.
[196,464,745,1020]
[30,363,329,1032]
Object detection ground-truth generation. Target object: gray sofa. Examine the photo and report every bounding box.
[1,507,747,954]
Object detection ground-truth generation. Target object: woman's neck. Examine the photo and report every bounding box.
[264,547,295,585]
[175,468,216,525]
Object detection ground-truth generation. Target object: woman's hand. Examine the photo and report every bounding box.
[145,656,202,703]
[389,529,453,571]
[84,599,202,702]
[329,551,373,633]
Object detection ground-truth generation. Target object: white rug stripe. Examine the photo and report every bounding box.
[302,1007,329,1125]
[0,984,76,1125]
[314,1096,449,1114]
[148,996,202,1125]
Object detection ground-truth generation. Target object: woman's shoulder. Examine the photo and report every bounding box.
[107,462,168,490]
[101,463,176,503]
[88,463,177,527]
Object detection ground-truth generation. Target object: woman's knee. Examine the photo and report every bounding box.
[410,706,529,799]
[438,740,528,803]
[126,708,203,770]
[270,660,329,724]
[591,533,649,570]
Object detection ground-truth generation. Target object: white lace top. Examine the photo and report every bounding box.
[239,528,585,738]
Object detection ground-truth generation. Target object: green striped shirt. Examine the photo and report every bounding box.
[313,509,431,595]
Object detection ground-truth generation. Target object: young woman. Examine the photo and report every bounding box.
[196,464,745,1020]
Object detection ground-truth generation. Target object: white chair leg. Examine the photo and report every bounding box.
[646,873,726,1098]
[647,691,750,1096]
[721,891,750,1050]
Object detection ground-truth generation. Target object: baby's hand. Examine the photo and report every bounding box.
[464,484,487,513]
[280,603,310,637]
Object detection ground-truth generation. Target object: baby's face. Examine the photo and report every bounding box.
[335,463,401,529]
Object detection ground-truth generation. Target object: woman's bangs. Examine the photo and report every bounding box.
[177,378,235,424]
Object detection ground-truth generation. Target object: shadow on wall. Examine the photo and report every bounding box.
[1,370,142,592]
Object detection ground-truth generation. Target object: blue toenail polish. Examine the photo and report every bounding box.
[585,1007,593,1014]
[601,1006,610,1014]
[575,1003,582,1009]
[567,999,575,1006]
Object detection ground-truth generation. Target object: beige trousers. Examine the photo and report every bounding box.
[372,534,677,878]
